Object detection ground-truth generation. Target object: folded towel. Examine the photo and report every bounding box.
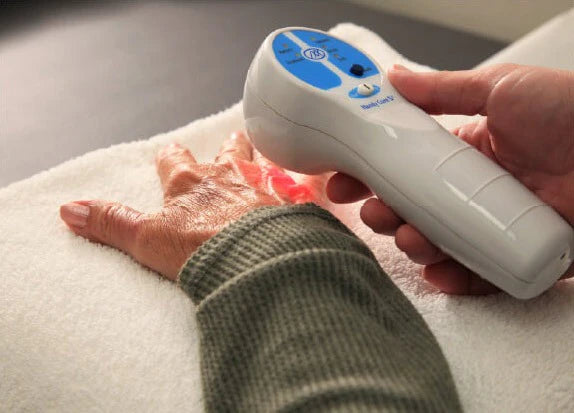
[1,22,573,412]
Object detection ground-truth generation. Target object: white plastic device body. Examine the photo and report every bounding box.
[243,27,574,299]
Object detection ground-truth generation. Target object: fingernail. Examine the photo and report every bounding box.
[230,132,241,140]
[60,202,90,228]
[391,64,411,72]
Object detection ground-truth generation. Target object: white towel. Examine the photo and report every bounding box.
[2,22,573,413]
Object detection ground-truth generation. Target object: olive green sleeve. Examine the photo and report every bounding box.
[178,203,461,412]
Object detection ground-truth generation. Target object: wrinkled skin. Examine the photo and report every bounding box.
[328,63,574,295]
[60,132,326,280]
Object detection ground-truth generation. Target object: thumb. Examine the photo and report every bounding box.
[387,63,517,116]
[60,200,142,256]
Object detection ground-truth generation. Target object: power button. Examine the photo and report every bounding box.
[348,83,380,99]
[357,83,376,96]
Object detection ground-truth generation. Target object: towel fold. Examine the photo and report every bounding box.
[1,22,573,412]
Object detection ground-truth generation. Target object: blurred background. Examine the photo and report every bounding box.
[1,0,572,187]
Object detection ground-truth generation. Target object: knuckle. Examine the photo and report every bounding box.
[168,165,199,188]
[491,62,519,73]
[132,215,155,254]
[218,159,235,170]
[461,71,489,108]
[97,203,142,243]
[98,203,125,239]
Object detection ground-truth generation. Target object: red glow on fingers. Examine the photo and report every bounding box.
[264,166,291,180]
[269,175,296,199]
[235,160,263,186]
[269,175,314,203]
[287,184,314,204]
[270,175,297,188]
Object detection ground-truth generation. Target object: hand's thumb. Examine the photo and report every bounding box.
[387,63,516,116]
[60,200,142,256]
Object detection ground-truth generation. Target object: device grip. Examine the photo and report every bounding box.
[347,124,573,297]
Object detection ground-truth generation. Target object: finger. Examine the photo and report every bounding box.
[252,148,297,197]
[215,131,253,164]
[297,172,331,205]
[360,198,403,235]
[327,173,371,203]
[423,260,500,295]
[60,200,143,258]
[156,143,198,195]
[559,263,574,280]
[270,176,316,204]
[394,224,448,265]
[269,173,297,197]
[452,120,498,162]
[451,122,478,139]
[387,63,516,116]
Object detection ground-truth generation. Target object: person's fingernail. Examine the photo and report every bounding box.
[60,202,90,228]
[390,64,411,72]
[230,131,241,140]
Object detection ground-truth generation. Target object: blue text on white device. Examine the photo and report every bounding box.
[360,95,395,110]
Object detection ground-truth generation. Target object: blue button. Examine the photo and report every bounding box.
[291,30,379,78]
[272,33,341,90]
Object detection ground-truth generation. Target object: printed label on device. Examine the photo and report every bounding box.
[360,95,395,110]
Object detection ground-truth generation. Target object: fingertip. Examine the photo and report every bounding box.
[161,142,184,156]
[423,260,500,295]
[326,173,371,203]
[60,202,90,229]
[387,65,412,85]
[156,142,189,165]
[390,63,412,72]
[387,68,433,109]
[394,224,448,265]
[360,198,403,235]
[216,131,254,163]
[231,130,248,142]
[394,225,428,260]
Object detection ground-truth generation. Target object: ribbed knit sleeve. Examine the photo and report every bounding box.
[178,203,461,412]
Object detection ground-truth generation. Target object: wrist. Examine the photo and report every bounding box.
[177,203,366,304]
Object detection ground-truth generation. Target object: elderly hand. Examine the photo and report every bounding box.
[60,132,326,280]
[327,63,574,295]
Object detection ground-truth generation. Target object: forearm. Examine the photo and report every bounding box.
[179,204,461,412]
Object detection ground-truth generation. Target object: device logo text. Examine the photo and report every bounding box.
[302,47,328,61]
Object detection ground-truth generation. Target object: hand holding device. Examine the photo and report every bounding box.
[329,63,574,295]
[243,27,574,299]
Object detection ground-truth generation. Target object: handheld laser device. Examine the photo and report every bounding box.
[243,27,574,299]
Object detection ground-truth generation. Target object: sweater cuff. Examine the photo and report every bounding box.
[177,203,373,305]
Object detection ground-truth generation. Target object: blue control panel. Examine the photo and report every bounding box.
[272,33,342,90]
[272,29,380,91]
